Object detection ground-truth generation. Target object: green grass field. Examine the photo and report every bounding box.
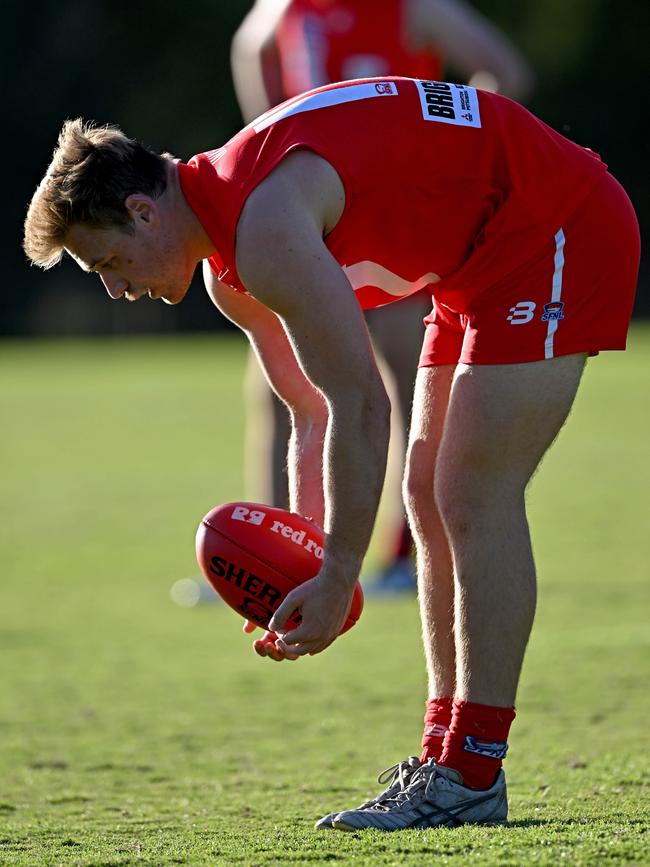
[1,328,649,866]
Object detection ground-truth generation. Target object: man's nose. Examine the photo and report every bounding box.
[101,274,128,299]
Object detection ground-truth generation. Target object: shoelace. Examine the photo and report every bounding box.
[361,757,422,810]
[367,758,425,812]
[375,756,420,794]
[380,762,453,810]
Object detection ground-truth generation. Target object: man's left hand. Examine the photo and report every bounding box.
[268,571,355,658]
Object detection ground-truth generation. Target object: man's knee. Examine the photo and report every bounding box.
[403,440,435,522]
[433,459,525,542]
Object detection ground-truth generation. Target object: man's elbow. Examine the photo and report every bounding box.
[469,58,535,102]
[500,62,535,102]
[286,384,329,432]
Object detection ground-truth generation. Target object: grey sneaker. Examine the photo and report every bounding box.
[332,760,507,831]
[315,756,422,830]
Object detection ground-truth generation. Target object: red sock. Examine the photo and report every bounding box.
[391,519,413,560]
[438,699,516,790]
[420,696,453,763]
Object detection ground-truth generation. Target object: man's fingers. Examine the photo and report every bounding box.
[245,621,301,661]
[276,623,310,645]
[277,621,336,649]
[268,589,303,633]
[252,636,300,662]
[254,639,284,661]
[275,636,330,657]
[276,645,300,661]
[253,638,269,657]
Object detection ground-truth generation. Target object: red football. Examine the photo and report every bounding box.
[195,502,364,634]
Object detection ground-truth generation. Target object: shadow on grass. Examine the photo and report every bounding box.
[505,819,551,828]
[508,815,649,830]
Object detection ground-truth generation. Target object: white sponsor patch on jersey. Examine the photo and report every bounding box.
[253,81,397,133]
[415,80,481,128]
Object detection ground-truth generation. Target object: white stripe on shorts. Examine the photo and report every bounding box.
[544,228,566,359]
[253,81,398,133]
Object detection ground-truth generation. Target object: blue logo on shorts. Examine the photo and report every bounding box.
[463,737,509,759]
[541,301,565,322]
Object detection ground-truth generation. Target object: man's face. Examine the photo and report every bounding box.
[64,198,194,305]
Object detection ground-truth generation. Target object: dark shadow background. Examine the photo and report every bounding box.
[4,0,649,335]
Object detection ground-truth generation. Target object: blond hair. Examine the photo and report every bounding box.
[23,118,168,269]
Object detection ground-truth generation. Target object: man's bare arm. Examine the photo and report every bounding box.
[231,0,291,122]
[234,151,391,653]
[411,0,534,100]
[204,263,327,527]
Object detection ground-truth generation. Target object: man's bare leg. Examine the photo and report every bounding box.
[435,354,587,707]
[327,354,589,830]
[403,364,457,699]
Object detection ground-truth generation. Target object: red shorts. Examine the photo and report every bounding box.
[419,173,640,367]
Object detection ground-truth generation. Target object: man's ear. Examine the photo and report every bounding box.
[125,194,159,226]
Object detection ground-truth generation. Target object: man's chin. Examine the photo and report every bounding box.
[155,286,189,305]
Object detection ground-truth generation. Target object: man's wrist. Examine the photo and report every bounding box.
[320,546,364,590]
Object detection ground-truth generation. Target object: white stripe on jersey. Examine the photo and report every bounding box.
[544,228,566,359]
[253,80,398,133]
[343,261,440,297]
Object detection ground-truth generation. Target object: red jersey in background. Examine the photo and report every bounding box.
[275,0,442,95]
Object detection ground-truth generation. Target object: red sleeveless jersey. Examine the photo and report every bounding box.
[178,77,607,312]
[275,0,442,96]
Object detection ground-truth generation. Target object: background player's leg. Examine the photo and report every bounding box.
[244,347,290,509]
[403,364,457,701]
[367,296,430,589]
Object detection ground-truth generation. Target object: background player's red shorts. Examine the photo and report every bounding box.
[419,172,640,367]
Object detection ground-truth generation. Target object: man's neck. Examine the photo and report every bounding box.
[165,159,216,263]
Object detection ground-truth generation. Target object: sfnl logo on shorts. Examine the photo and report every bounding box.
[416,80,482,128]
